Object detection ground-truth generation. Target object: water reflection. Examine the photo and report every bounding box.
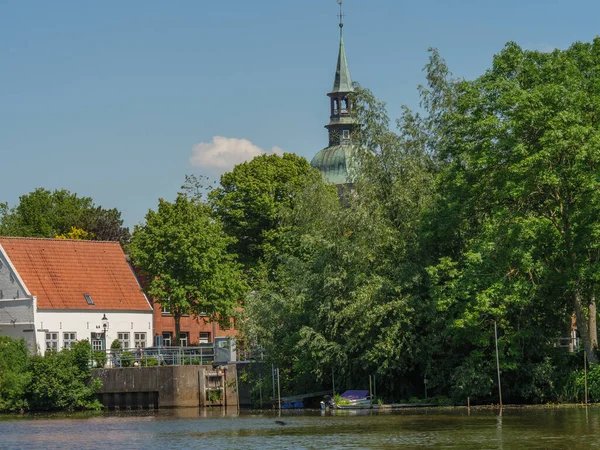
[1,406,599,449]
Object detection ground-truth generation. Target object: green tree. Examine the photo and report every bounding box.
[26,340,102,411]
[0,336,31,412]
[209,153,321,272]
[429,39,600,368]
[1,188,130,244]
[129,192,246,345]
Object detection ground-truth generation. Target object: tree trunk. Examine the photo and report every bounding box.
[589,289,598,350]
[574,289,598,364]
[174,310,181,347]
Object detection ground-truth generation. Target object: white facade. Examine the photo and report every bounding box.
[35,310,153,353]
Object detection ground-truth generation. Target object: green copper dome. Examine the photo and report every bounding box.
[311,145,355,185]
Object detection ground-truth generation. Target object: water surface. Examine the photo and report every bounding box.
[2,406,600,449]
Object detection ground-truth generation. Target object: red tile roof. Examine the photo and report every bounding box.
[0,237,152,311]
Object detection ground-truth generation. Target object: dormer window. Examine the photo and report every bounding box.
[84,293,94,306]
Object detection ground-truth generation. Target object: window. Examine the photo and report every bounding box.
[161,306,170,314]
[199,332,211,344]
[118,332,130,349]
[84,293,94,305]
[179,332,189,347]
[341,98,349,113]
[162,332,172,347]
[342,129,350,140]
[134,332,147,348]
[45,332,58,351]
[63,332,77,349]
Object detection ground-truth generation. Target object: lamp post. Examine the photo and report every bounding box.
[101,314,108,351]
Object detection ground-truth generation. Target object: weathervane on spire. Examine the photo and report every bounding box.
[337,0,345,36]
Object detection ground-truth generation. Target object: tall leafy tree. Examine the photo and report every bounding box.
[430,39,600,367]
[209,153,321,273]
[0,188,130,244]
[129,193,246,345]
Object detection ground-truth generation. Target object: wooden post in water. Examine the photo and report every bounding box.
[277,368,281,414]
[494,321,503,409]
[369,375,373,408]
[259,373,263,408]
[585,350,588,406]
[467,396,470,415]
[373,374,377,401]
[332,368,335,396]
[272,364,276,409]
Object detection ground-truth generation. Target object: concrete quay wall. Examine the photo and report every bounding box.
[92,364,238,409]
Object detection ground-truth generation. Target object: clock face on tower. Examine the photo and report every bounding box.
[330,129,340,144]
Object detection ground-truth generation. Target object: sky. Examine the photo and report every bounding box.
[1,0,599,228]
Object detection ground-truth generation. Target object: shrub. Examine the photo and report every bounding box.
[27,344,102,411]
[93,351,107,368]
[120,352,134,368]
[0,336,31,412]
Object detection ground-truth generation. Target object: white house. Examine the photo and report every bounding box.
[0,237,153,354]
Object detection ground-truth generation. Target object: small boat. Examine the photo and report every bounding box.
[334,390,372,409]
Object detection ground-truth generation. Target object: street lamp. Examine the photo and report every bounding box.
[101,314,108,351]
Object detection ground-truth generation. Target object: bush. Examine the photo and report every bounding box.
[120,352,134,368]
[0,336,31,412]
[141,356,159,367]
[27,343,102,411]
[93,351,107,368]
[110,339,122,350]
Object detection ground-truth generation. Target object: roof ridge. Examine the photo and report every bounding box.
[0,236,121,244]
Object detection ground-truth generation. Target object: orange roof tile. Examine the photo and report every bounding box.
[0,237,152,311]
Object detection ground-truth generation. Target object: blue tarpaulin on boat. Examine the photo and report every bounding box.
[340,390,370,400]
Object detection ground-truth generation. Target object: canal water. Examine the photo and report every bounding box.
[1,406,600,449]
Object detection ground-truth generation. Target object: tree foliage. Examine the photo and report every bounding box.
[0,336,31,412]
[1,188,130,244]
[209,153,321,272]
[129,192,246,344]
[0,337,101,412]
[242,40,600,405]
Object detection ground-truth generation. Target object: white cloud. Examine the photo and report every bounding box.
[190,136,284,172]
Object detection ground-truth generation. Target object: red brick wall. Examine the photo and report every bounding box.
[151,299,237,346]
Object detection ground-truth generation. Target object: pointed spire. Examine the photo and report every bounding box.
[330,0,353,94]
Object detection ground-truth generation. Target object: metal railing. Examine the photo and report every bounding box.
[96,345,216,368]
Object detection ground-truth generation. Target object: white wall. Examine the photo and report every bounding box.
[0,298,36,353]
[35,310,153,354]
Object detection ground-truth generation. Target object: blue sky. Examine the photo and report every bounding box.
[1,0,599,228]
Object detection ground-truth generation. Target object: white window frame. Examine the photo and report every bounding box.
[161,305,170,314]
[45,332,59,351]
[199,332,210,344]
[134,332,147,348]
[118,332,130,349]
[63,332,77,349]
[162,332,172,347]
[91,332,103,351]
[179,332,189,347]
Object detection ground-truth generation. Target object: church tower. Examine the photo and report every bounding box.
[310,0,359,186]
